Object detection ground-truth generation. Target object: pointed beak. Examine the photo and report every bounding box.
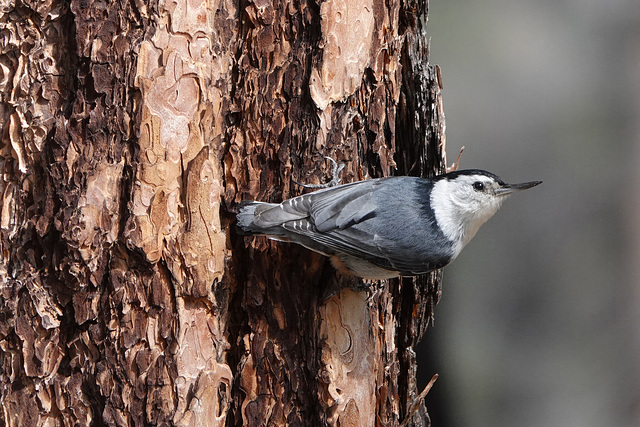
[496,180,542,196]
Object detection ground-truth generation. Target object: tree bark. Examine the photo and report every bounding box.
[0,0,446,425]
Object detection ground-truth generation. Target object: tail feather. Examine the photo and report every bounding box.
[236,200,309,235]
[236,201,267,234]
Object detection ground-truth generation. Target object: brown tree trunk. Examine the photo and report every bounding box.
[0,0,445,425]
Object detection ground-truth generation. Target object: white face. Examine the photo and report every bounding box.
[430,174,508,256]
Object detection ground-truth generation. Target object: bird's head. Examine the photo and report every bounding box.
[430,169,541,256]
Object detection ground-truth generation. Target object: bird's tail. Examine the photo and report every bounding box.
[236,201,272,235]
[236,200,303,236]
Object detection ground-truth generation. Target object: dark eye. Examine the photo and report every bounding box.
[473,181,485,191]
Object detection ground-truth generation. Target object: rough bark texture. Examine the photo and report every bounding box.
[0,0,445,425]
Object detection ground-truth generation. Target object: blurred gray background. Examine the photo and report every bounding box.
[419,0,640,426]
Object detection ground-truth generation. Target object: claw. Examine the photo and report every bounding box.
[294,156,345,189]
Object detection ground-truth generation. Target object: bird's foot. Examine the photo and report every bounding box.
[294,156,345,189]
[360,280,385,302]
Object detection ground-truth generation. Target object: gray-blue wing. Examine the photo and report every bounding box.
[281,177,450,274]
[239,176,452,275]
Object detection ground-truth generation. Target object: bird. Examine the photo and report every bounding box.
[236,168,541,280]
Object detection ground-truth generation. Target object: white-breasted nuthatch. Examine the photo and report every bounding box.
[237,169,541,279]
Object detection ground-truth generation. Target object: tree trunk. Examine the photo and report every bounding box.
[0,0,445,425]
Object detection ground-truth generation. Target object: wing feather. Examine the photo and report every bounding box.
[243,176,453,276]
[276,178,396,268]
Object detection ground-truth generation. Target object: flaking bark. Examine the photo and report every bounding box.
[0,0,445,425]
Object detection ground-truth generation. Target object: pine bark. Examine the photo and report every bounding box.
[0,0,445,425]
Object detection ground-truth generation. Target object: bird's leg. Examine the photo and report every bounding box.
[294,156,345,189]
[319,268,384,302]
[361,279,385,302]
